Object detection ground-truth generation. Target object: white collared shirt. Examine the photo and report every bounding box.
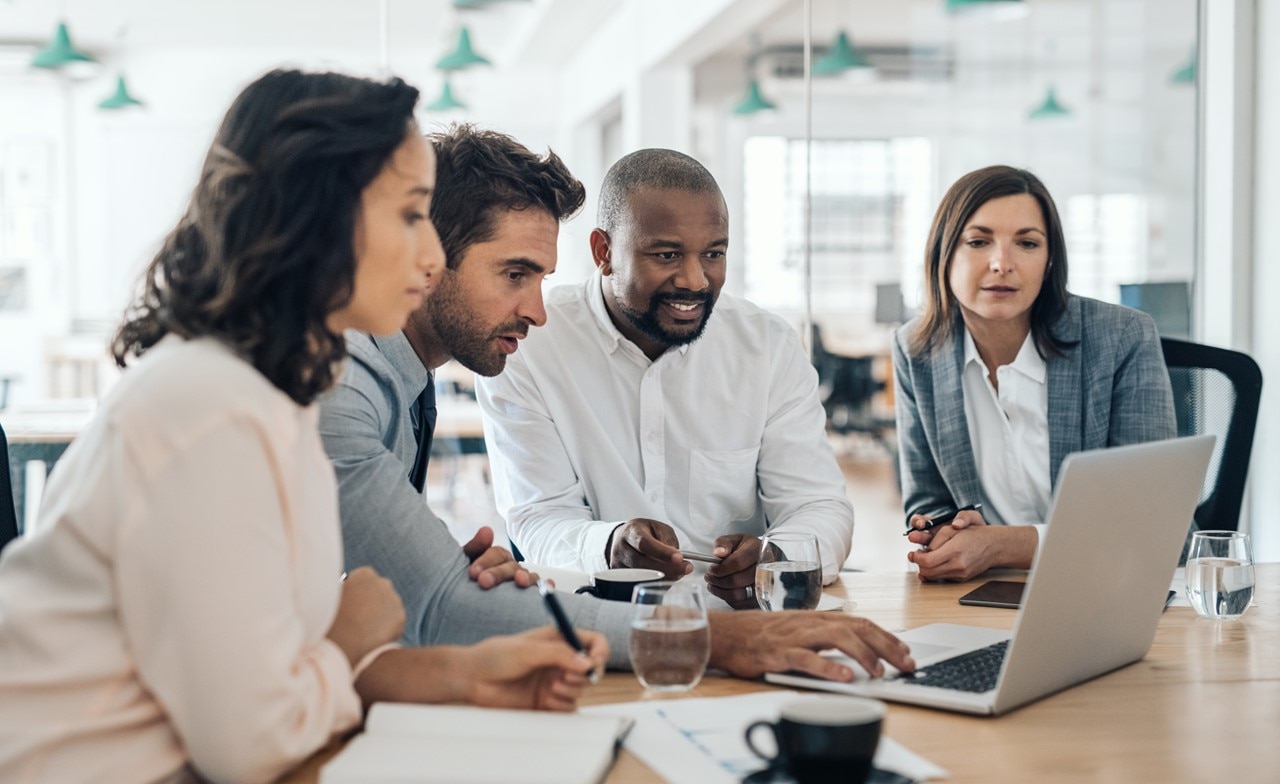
[477,275,854,580]
[961,329,1051,549]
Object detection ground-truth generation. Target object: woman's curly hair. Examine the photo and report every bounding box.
[112,69,420,405]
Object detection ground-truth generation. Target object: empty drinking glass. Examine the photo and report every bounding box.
[629,580,710,692]
[756,531,823,611]
[1185,531,1255,620]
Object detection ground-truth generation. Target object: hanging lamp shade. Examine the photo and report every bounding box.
[1028,86,1070,119]
[31,21,97,70]
[99,74,144,110]
[813,31,873,76]
[1170,49,1197,84]
[944,0,1028,18]
[436,27,491,71]
[731,79,777,115]
[426,79,467,111]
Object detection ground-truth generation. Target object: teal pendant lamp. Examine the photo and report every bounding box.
[813,31,872,76]
[436,27,490,71]
[426,78,467,111]
[1028,86,1070,119]
[31,21,96,70]
[99,74,144,110]
[1170,49,1197,84]
[732,79,777,115]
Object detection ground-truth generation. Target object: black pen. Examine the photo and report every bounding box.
[902,503,983,536]
[539,581,600,684]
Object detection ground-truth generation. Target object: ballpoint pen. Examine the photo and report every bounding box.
[902,503,983,535]
[539,581,601,684]
[678,549,723,564]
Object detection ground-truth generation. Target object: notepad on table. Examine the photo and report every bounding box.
[320,702,633,784]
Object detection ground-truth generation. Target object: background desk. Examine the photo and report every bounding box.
[283,565,1278,783]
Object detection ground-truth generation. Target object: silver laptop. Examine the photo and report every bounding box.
[768,435,1215,715]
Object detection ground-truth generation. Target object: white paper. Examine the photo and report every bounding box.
[583,691,948,783]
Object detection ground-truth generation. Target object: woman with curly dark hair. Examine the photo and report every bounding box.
[0,69,605,784]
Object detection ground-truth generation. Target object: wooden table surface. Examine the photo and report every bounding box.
[284,564,1279,783]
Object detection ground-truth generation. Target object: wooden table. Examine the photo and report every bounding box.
[284,565,1279,783]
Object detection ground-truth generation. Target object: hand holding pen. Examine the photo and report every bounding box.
[540,581,603,685]
[903,503,984,537]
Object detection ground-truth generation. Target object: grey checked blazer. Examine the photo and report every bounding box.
[892,295,1176,525]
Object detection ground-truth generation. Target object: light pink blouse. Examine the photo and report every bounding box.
[0,337,362,783]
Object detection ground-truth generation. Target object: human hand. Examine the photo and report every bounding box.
[705,534,762,609]
[908,523,1037,582]
[905,508,988,550]
[707,611,915,681]
[464,526,537,589]
[607,519,691,580]
[327,566,405,668]
[462,627,609,712]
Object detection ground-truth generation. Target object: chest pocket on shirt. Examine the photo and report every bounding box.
[689,446,761,528]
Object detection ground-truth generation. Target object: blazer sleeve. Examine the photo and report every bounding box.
[893,329,956,526]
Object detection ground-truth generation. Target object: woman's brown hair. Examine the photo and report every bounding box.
[909,165,1070,359]
[112,69,419,405]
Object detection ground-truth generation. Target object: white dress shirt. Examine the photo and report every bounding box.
[477,275,854,581]
[0,336,361,784]
[961,329,1051,549]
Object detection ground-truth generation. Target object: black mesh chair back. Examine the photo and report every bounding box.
[0,421,18,552]
[1161,338,1262,532]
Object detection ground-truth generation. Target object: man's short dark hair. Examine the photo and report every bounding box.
[597,148,722,233]
[428,124,585,269]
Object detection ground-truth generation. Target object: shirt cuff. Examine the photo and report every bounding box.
[581,522,624,576]
[352,642,402,682]
[1030,524,1048,567]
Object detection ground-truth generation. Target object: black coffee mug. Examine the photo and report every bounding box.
[745,696,884,784]
[573,568,666,602]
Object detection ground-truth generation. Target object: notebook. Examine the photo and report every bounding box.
[768,435,1215,716]
[320,702,633,784]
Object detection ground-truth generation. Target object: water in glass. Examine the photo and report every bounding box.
[629,581,710,691]
[755,560,822,611]
[756,531,823,611]
[1185,531,1255,620]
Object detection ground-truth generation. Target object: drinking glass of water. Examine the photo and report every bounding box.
[1185,531,1255,620]
[629,580,710,691]
[755,531,823,611]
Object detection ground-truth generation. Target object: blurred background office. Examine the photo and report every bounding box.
[1,0,1276,564]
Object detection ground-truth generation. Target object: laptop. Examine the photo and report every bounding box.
[767,435,1215,715]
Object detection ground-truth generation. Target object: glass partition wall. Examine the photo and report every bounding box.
[0,0,1202,551]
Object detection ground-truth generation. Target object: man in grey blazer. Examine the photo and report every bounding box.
[319,125,915,681]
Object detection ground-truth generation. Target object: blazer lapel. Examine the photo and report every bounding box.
[1047,297,1084,488]
[932,329,984,505]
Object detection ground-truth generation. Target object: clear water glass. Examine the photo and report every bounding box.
[756,531,823,611]
[1185,531,1255,620]
[629,580,710,692]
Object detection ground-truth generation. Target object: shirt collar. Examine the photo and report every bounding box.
[372,330,433,397]
[586,272,693,359]
[962,328,1047,385]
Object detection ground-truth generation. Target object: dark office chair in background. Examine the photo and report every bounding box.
[1,422,19,552]
[810,324,895,453]
[1161,338,1262,532]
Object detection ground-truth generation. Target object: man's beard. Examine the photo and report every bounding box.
[615,290,715,348]
[428,278,527,377]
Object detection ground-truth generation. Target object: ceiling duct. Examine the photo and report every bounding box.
[758,43,953,82]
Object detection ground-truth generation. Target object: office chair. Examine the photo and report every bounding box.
[810,325,894,452]
[1161,338,1262,532]
[1,421,19,552]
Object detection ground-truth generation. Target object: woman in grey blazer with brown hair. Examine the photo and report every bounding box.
[894,165,1176,581]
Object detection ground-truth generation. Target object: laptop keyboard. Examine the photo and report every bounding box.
[898,640,1010,693]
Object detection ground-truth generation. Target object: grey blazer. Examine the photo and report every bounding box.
[893,295,1177,525]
